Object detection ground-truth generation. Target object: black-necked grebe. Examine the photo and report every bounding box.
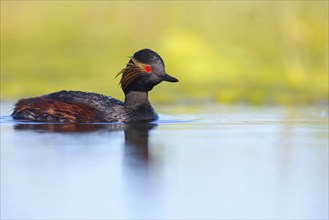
[12,49,178,123]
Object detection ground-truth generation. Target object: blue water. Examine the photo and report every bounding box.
[1,102,328,219]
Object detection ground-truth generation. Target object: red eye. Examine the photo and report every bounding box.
[144,65,152,73]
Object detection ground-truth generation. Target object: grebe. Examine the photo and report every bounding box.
[12,49,178,123]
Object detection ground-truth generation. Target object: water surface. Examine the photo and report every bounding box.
[1,102,328,219]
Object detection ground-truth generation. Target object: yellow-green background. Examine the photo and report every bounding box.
[1,1,328,105]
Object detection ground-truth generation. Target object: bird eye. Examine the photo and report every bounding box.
[144,65,152,73]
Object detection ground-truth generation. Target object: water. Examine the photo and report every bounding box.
[1,102,328,219]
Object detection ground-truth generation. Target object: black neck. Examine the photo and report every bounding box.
[124,91,151,107]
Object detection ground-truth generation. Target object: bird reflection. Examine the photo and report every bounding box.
[123,123,155,166]
[14,122,157,163]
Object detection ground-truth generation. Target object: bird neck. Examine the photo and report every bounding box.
[124,91,151,107]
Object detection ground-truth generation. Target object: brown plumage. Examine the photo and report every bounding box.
[116,58,151,89]
[13,97,100,123]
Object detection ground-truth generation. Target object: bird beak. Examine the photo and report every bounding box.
[160,72,179,82]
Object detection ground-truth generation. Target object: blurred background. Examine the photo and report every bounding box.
[1,1,328,105]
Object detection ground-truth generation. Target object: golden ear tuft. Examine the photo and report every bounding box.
[116,58,151,89]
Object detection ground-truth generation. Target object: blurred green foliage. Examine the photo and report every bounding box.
[1,1,328,105]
